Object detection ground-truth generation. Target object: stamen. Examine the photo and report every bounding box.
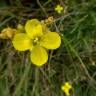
[34,37,39,43]
[33,37,39,45]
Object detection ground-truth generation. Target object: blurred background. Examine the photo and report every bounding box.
[0,0,96,96]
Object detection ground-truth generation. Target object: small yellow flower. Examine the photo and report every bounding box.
[12,19,61,66]
[55,5,63,13]
[0,27,17,39]
[61,82,72,96]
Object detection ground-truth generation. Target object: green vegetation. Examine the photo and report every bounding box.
[0,0,96,96]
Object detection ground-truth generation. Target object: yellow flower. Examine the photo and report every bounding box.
[61,82,72,96]
[12,19,61,66]
[0,27,17,39]
[55,5,63,13]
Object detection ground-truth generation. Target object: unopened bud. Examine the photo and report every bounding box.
[0,27,17,39]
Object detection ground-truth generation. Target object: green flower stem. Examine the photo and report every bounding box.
[48,51,53,76]
[31,67,40,96]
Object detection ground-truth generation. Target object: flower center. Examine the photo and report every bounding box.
[33,37,39,45]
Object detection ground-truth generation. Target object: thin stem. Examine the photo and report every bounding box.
[31,67,40,96]
[37,0,48,18]
[48,51,53,76]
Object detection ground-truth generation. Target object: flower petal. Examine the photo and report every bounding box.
[30,46,48,66]
[25,19,43,39]
[40,32,61,49]
[12,33,33,51]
